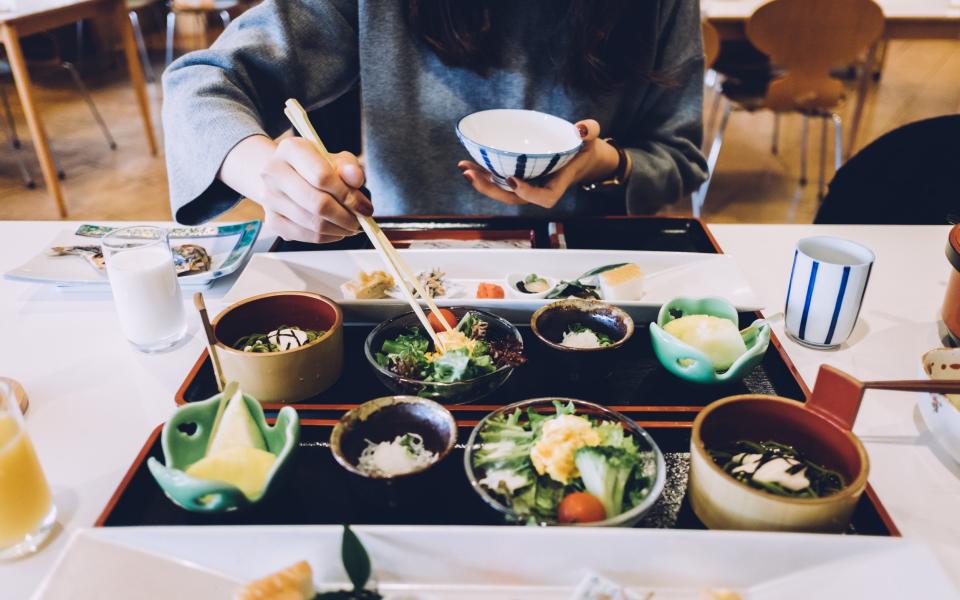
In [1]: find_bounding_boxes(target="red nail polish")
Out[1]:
[507,177,518,190]
[577,124,588,138]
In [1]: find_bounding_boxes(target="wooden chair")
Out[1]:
[166,0,240,67]
[0,34,118,187]
[128,0,164,83]
[693,0,884,216]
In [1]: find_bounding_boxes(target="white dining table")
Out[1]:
[0,221,956,598]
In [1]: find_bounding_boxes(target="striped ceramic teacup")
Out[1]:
[784,236,875,348]
[456,109,583,190]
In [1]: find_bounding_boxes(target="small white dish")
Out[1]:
[505,273,557,299]
[919,348,960,464]
[456,109,582,190]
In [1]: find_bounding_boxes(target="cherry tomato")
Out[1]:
[428,308,457,332]
[557,492,607,524]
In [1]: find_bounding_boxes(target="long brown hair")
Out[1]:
[404,0,653,92]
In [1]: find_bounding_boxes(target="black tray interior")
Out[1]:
[100,424,891,536]
[181,317,804,415]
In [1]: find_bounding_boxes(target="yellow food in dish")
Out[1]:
[530,415,601,484]
[598,263,644,301]
[235,560,315,600]
[186,446,277,500]
[663,314,747,371]
[341,270,395,299]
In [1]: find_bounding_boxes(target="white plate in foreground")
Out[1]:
[222,249,762,323]
[4,221,261,289]
[33,526,957,599]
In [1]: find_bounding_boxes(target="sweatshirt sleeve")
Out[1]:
[620,0,708,214]
[162,0,360,224]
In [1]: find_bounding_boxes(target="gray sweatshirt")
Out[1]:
[162,0,707,224]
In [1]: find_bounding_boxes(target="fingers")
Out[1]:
[458,161,526,205]
[332,151,373,216]
[575,119,601,142]
[274,138,372,218]
[506,173,570,209]
[264,209,346,244]
[262,157,360,234]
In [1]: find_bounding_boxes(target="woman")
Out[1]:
[163,0,707,243]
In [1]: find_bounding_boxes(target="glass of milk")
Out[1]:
[102,226,187,353]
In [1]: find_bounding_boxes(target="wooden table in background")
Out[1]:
[702,0,960,156]
[0,0,157,218]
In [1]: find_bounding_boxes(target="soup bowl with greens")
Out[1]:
[689,389,869,533]
[363,307,525,404]
[213,291,344,404]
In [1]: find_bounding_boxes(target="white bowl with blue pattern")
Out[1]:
[456,109,583,190]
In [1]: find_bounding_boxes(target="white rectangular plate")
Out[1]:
[4,221,261,289]
[222,249,763,323]
[34,526,957,599]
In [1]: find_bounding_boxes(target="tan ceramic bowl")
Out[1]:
[212,292,344,404]
[689,394,869,533]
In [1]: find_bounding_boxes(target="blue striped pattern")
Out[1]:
[850,262,873,328]
[797,260,819,341]
[479,148,501,179]
[784,249,798,312]
[514,154,527,179]
[541,153,561,177]
[823,266,851,345]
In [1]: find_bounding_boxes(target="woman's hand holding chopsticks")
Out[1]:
[218,133,373,244]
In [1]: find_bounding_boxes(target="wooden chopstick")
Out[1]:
[862,379,960,394]
[283,99,454,350]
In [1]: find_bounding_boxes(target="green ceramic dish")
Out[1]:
[649,296,770,385]
[146,392,299,513]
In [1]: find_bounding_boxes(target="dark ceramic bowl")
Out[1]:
[529,299,634,382]
[329,396,457,510]
[330,395,457,480]
[363,307,523,404]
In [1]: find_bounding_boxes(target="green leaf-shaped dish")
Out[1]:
[649,296,770,385]
[146,392,299,513]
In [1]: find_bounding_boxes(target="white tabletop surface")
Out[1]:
[703,0,960,20]
[0,221,957,597]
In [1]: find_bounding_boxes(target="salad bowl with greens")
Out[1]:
[363,308,525,404]
[464,398,665,527]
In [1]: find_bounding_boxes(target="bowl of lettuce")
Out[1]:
[464,398,666,526]
[364,307,525,404]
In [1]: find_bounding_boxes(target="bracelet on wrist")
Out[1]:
[581,138,630,192]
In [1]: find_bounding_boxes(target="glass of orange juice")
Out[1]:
[0,380,56,559]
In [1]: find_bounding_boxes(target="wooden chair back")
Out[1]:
[702,19,721,70]
[746,0,884,112]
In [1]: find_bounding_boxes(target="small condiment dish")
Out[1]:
[146,391,299,513]
[689,365,870,533]
[918,347,960,464]
[649,296,770,385]
[530,299,634,382]
[330,395,457,480]
[213,291,344,403]
[456,109,583,190]
[505,273,558,299]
